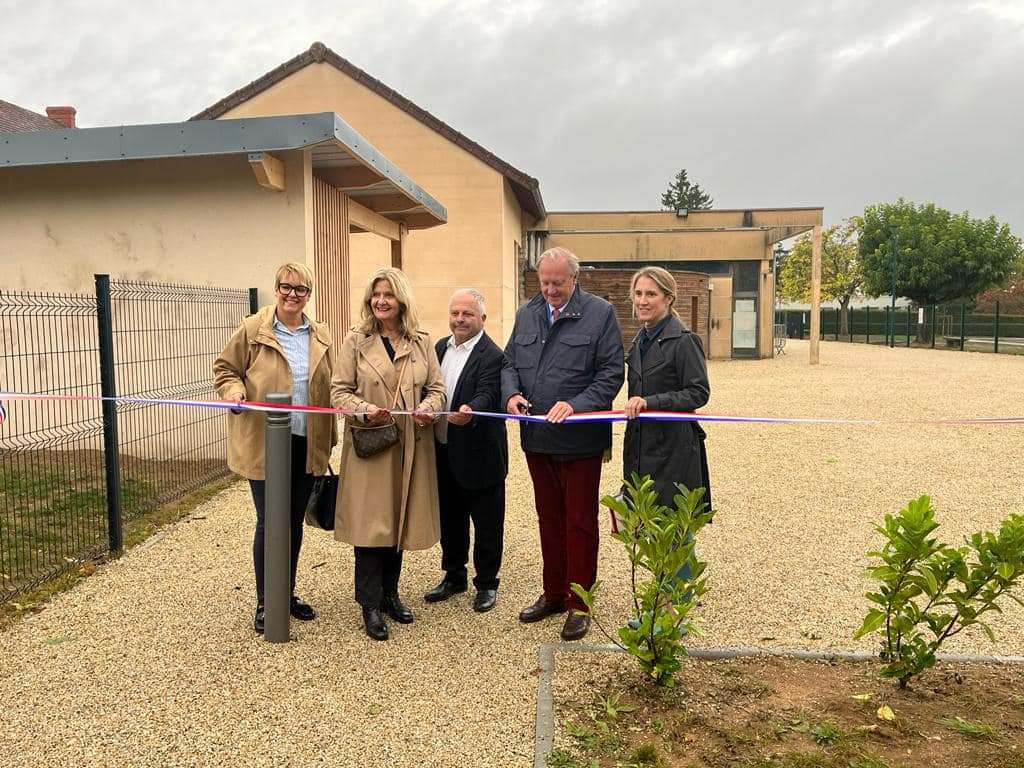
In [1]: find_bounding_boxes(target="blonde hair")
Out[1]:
[358,267,420,338]
[275,262,314,290]
[630,266,679,321]
[536,247,580,277]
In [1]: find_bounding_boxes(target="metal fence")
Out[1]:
[779,302,1024,354]
[1,276,255,603]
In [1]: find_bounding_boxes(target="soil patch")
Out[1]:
[551,651,1024,768]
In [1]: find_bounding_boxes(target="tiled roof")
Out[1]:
[0,100,64,133]
[190,42,545,218]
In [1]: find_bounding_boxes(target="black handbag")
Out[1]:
[348,349,409,459]
[304,466,339,530]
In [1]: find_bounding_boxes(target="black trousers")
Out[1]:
[435,442,505,590]
[249,434,314,605]
[354,547,404,608]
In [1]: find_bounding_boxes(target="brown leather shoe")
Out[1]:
[518,595,567,624]
[560,610,591,641]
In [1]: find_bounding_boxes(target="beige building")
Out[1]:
[0,112,445,341]
[3,44,824,360]
[531,209,823,358]
[191,42,544,344]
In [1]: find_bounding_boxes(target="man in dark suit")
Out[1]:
[425,288,508,612]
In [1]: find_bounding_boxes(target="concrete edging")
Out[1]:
[534,642,1024,768]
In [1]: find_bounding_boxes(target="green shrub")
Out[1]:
[855,495,1024,687]
[572,474,712,687]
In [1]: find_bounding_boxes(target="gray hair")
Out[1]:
[536,246,580,277]
[451,287,486,316]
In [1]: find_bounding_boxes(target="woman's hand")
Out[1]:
[365,405,391,425]
[412,406,436,427]
[229,394,245,415]
[624,396,647,420]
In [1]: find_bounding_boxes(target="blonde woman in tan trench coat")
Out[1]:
[213,262,337,635]
[332,267,446,641]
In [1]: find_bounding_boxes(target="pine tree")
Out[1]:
[660,169,713,211]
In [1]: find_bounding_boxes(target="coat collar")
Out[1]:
[627,315,685,373]
[253,305,333,364]
[531,285,585,326]
[357,331,415,394]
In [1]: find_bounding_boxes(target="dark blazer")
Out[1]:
[622,314,712,511]
[501,286,624,456]
[436,331,508,490]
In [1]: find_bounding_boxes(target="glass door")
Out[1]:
[731,295,758,358]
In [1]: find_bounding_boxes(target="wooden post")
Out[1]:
[391,223,406,269]
[809,224,822,364]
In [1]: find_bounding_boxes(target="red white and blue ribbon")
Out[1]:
[1,391,1023,427]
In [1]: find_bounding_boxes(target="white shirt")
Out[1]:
[435,330,484,444]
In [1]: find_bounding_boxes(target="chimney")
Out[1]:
[46,106,76,128]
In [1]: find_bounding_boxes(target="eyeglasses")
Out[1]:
[277,283,311,297]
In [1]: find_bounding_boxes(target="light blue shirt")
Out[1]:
[546,302,567,326]
[272,314,311,436]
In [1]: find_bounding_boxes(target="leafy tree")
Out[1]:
[778,217,863,336]
[660,168,713,211]
[860,200,1022,307]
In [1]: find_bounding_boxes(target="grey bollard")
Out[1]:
[264,392,292,643]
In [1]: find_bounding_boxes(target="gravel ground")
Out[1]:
[1,340,1022,767]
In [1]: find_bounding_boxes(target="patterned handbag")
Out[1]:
[349,348,409,459]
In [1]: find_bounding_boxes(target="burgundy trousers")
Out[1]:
[524,452,602,611]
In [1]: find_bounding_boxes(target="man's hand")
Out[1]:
[229,394,245,414]
[624,396,647,420]
[412,406,435,427]
[447,404,473,427]
[506,394,530,416]
[365,405,391,425]
[546,401,574,424]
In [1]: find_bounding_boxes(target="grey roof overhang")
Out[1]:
[0,112,446,228]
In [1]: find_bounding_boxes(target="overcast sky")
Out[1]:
[3,0,1022,234]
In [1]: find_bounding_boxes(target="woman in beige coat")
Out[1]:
[213,262,337,635]
[332,267,446,641]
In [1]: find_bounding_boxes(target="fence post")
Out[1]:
[865,306,870,344]
[959,303,966,351]
[849,307,854,343]
[249,287,259,315]
[835,308,839,341]
[994,301,1000,354]
[800,313,805,340]
[931,305,937,349]
[906,306,911,347]
[264,392,292,643]
[94,274,123,554]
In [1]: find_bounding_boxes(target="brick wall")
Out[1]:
[522,268,709,348]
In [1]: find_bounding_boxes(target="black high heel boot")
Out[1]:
[380,592,414,624]
[362,606,388,641]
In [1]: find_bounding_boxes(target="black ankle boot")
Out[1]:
[380,592,414,624]
[362,607,388,641]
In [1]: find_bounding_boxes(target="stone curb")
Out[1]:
[534,642,1024,768]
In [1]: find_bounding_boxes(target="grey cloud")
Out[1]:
[1,0,1020,232]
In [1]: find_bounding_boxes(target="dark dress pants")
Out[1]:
[435,442,505,590]
[354,547,404,608]
[524,452,602,611]
[249,434,314,605]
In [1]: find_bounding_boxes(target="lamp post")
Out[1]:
[889,227,898,348]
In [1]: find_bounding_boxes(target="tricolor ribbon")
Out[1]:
[0,391,1022,427]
